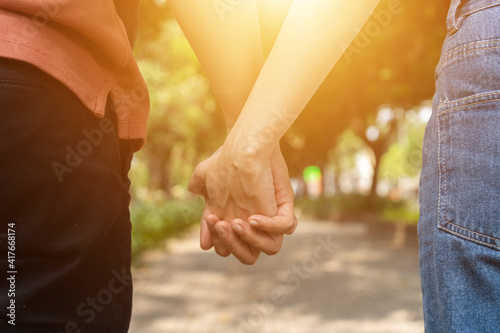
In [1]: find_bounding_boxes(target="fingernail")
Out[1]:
[232,224,243,235]
[249,220,258,227]
[215,226,226,237]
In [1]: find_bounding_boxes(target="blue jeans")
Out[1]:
[0,58,135,332]
[418,0,500,332]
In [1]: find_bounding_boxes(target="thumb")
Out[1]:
[188,159,209,197]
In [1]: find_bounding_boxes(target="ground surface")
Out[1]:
[130,219,424,333]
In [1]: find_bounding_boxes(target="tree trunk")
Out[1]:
[146,149,173,199]
[369,149,382,198]
[359,118,398,201]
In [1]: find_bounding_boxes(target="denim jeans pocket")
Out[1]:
[437,91,500,250]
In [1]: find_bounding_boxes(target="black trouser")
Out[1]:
[0,58,134,332]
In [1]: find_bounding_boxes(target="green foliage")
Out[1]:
[129,4,222,259]
[130,198,204,259]
[134,7,226,197]
[382,202,419,225]
[379,113,426,181]
[296,194,418,225]
[282,0,449,175]
[329,129,366,174]
[297,194,383,219]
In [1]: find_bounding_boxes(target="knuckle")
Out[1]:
[285,219,298,235]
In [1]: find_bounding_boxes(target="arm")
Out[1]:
[224,0,380,161]
[168,0,263,131]
[204,0,379,232]
[170,0,278,223]
[170,0,297,263]
[256,0,294,57]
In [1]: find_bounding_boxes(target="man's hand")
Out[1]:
[188,143,278,223]
[189,146,297,264]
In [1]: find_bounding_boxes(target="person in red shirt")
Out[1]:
[0,1,301,331]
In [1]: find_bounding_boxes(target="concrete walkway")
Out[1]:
[129,220,424,333]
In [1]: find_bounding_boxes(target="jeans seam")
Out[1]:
[437,104,445,238]
[437,91,500,114]
[436,40,500,74]
[444,221,500,242]
[443,114,448,236]
[447,0,462,35]
[438,224,500,251]
[440,45,500,71]
[456,0,500,28]
[447,0,500,34]
[441,97,500,114]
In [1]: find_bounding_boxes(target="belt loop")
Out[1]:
[447,0,462,35]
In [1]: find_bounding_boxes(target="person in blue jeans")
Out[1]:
[418,0,500,331]
[179,0,500,331]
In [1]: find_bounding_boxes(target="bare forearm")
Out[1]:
[226,0,380,159]
[168,0,264,130]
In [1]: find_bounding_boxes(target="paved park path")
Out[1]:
[129,219,424,333]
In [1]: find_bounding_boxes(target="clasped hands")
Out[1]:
[188,142,297,265]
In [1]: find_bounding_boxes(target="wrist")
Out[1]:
[221,128,278,172]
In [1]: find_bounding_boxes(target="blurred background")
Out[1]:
[128,0,451,332]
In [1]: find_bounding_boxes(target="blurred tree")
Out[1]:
[379,109,427,187]
[282,0,449,195]
[328,129,366,194]
[134,3,226,198]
